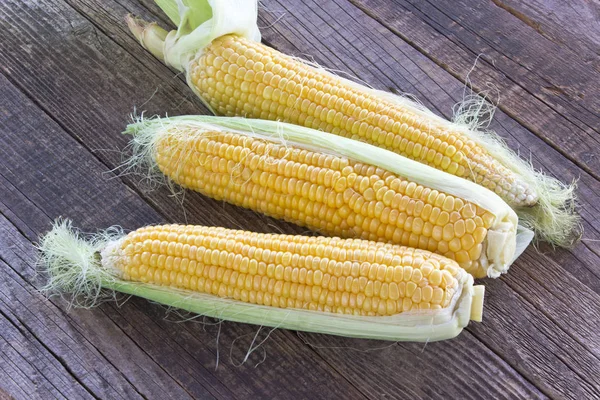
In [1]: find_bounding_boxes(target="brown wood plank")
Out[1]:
[411,0,600,119]
[106,300,366,400]
[504,251,600,357]
[0,216,195,400]
[471,273,600,399]
[0,388,15,400]
[291,331,546,399]
[0,58,367,400]
[347,0,600,179]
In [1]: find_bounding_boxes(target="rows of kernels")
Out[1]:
[189,35,536,206]
[116,225,464,315]
[154,129,493,275]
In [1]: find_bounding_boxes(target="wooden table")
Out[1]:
[1,0,598,398]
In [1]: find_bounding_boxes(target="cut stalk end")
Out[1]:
[470,285,485,322]
[38,220,482,342]
[127,1,260,72]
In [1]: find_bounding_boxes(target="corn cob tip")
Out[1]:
[120,115,177,189]
[516,177,582,248]
[450,93,581,246]
[38,220,483,342]
[37,219,123,308]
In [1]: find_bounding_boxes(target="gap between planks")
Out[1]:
[346,0,600,182]
[0,0,596,396]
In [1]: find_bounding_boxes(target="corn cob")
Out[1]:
[126,1,580,246]
[124,116,531,278]
[39,219,485,341]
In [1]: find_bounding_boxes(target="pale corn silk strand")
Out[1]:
[38,220,288,367]
[38,219,483,343]
[126,0,580,247]
[121,115,529,279]
[37,221,407,367]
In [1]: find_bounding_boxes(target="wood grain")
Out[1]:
[0,74,369,399]
[256,0,600,293]
[1,0,598,398]
[488,0,600,52]
[0,47,539,400]
[348,0,600,178]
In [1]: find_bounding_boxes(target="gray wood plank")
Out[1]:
[254,1,600,397]
[1,0,597,398]
[348,0,600,178]
[471,273,600,399]
[0,57,367,400]
[0,387,16,400]
[0,309,78,400]
[0,263,94,400]
[0,75,196,399]
[255,0,600,291]
[487,0,600,60]
[0,0,304,234]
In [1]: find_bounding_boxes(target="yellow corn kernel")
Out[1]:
[111,224,468,317]
[188,35,536,207]
[155,128,496,277]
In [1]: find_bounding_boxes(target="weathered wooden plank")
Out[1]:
[107,300,367,400]
[415,0,600,118]
[0,208,189,400]
[0,304,93,399]
[0,263,95,400]
[0,387,15,400]
[257,0,600,291]
[291,330,546,399]
[505,250,600,357]
[0,75,197,399]
[1,0,598,398]
[252,1,600,397]
[0,60,367,400]
[346,0,600,178]
[471,272,600,399]
[487,0,600,59]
